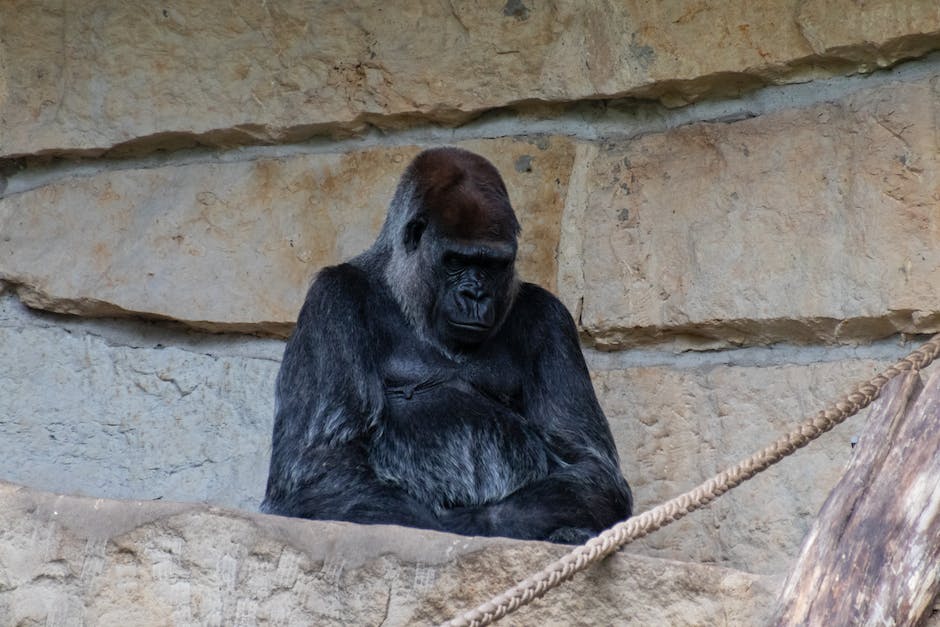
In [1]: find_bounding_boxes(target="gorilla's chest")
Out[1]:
[382,346,523,411]
[370,343,549,510]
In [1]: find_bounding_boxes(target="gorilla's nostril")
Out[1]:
[459,285,486,301]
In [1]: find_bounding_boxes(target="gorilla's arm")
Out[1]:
[440,287,633,543]
[261,265,441,530]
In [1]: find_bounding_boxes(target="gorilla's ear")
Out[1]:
[403,216,428,253]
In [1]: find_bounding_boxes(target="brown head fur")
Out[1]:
[408,147,520,242]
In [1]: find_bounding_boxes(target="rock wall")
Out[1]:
[3,2,940,624]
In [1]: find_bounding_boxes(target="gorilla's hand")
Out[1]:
[441,506,596,545]
[436,504,493,536]
[546,526,594,545]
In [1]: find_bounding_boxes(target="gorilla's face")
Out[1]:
[433,239,516,346]
[389,147,522,351]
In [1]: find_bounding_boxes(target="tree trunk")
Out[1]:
[771,369,940,625]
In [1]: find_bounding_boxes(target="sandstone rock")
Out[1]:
[593,351,896,575]
[568,78,940,349]
[0,480,778,626]
[797,0,940,61]
[0,138,572,333]
[3,1,939,158]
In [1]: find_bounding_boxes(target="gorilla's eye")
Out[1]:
[442,252,464,270]
[489,258,512,273]
[404,218,427,252]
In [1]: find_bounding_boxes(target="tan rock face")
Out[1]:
[0,481,779,626]
[0,138,572,333]
[9,65,940,343]
[3,1,939,158]
[797,0,940,57]
[571,79,940,349]
[595,354,889,574]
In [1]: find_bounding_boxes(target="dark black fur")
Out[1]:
[261,147,632,543]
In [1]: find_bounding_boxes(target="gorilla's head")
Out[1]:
[376,147,521,351]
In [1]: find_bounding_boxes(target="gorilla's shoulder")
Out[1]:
[299,262,387,318]
[311,262,373,296]
[511,282,576,329]
[514,282,569,311]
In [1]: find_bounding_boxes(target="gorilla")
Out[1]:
[261,147,632,544]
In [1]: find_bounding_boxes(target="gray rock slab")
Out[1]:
[0,291,279,510]
[600,355,896,575]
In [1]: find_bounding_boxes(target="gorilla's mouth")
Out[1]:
[447,319,493,342]
[449,320,492,332]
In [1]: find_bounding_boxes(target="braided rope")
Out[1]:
[443,333,940,627]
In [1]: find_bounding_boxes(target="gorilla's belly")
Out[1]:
[370,382,550,511]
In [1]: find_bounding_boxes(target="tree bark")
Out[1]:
[771,369,940,625]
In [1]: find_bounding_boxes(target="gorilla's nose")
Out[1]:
[459,284,488,301]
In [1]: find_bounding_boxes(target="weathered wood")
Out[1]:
[771,370,940,625]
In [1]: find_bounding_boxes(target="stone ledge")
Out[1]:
[0,481,779,626]
[3,1,939,159]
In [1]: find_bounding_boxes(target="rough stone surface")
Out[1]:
[0,481,780,626]
[569,78,940,349]
[3,1,940,159]
[9,73,940,345]
[0,291,280,510]
[0,138,572,333]
[593,353,896,575]
[3,2,940,620]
